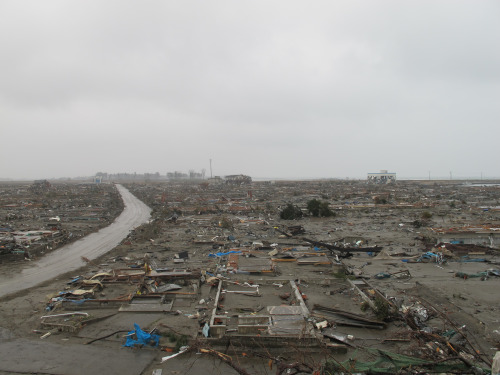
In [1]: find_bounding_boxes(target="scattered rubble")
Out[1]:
[0,181,123,262]
[0,179,500,374]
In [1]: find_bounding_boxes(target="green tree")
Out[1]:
[280,204,303,220]
[307,199,335,217]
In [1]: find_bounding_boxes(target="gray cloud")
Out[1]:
[1,0,499,180]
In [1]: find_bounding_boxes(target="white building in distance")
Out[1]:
[367,170,396,184]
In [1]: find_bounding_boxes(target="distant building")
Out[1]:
[95,172,108,181]
[225,174,252,185]
[367,170,396,184]
[208,176,224,185]
[167,171,188,179]
[189,170,203,179]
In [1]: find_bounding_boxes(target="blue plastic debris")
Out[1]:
[202,323,210,337]
[67,276,82,284]
[208,250,241,257]
[123,323,160,348]
[417,252,444,263]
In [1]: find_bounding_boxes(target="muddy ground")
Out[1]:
[0,179,499,375]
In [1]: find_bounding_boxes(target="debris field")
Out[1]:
[0,180,123,263]
[0,178,499,375]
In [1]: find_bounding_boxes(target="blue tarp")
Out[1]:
[123,323,160,348]
[208,250,241,257]
[418,252,442,262]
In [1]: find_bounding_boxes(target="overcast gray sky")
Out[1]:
[1,1,499,180]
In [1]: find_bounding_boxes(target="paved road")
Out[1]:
[0,184,151,298]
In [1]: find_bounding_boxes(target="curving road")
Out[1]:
[0,184,151,298]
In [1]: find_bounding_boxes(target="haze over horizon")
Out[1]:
[1,1,499,181]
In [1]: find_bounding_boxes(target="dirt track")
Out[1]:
[0,184,151,298]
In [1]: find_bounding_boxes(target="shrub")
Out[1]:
[412,220,424,228]
[307,199,335,217]
[219,216,233,229]
[374,297,390,320]
[280,204,303,220]
[421,211,433,219]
